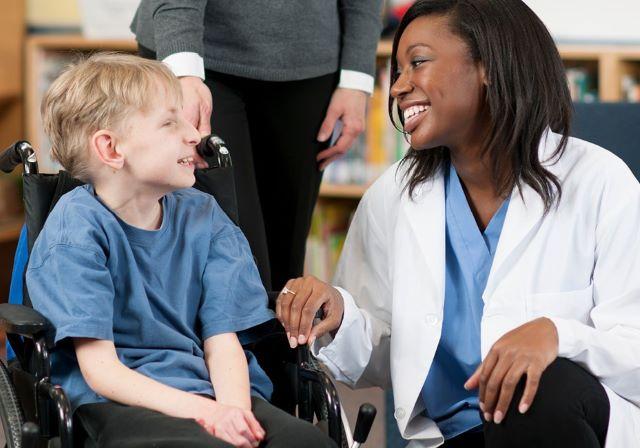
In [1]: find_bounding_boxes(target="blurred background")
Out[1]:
[0,1,639,446]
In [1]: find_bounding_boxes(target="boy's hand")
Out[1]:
[194,398,265,448]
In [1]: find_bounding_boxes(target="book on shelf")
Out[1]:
[565,67,598,103]
[622,74,640,102]
[304,202,354,281]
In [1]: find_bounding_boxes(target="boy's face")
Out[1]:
[116,87,203,195]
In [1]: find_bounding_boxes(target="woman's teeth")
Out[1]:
[178,156,194,165]
[404,105,429,121]
[403,104,430,124]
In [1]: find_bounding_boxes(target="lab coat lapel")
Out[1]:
[485,131,557,298]
[401,171,446,308]
[394,170,446,438]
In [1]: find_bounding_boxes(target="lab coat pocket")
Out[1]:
[526,285,594,323]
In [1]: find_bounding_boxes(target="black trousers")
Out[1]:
[441,358,610,448]
[75,396,337,448]
[204,70,337,291]
[138,45,337,292]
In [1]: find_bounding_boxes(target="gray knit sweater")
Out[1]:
[131,0,383,81]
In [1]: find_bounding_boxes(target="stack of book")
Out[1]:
[566,67,598,102]
[622,74,640,102]
[304,202,354,281]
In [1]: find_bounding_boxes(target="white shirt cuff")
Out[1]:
[162,52,205,80]
[338,70,375,95]
[548,316,579,358]
[309,286,367,385]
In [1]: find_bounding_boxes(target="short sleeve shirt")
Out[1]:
[27,185,275,409]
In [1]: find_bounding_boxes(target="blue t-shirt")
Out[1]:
[26,185,275,409]
[421,163,510,439]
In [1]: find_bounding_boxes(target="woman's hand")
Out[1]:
[316,88,368,170]
[193,397,264,448]
[276,275,345,349]
[464,317,559,424]
[179,76,213,137]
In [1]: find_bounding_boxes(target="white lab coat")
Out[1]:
[313,131,640,447]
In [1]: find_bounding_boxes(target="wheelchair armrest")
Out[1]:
[0,303,53,340]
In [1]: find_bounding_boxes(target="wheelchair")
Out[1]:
[0,137,376,448]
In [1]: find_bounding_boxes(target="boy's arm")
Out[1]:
[203,333,252,410]
[74,338,214,420]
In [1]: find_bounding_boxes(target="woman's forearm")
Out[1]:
[204,333,252,410]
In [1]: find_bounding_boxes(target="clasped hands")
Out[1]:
[277,276,559,425]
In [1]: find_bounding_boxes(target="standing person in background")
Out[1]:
[131,1,383,293]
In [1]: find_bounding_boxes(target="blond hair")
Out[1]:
[41,52,182,181]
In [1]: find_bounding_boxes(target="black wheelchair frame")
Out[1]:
[0,137,370,448]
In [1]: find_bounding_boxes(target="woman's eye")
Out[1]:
[411,58,429,68]
[163,120,176,127]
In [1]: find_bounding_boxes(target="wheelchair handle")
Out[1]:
[196,134,232,169]
[352,403,377,448]
[0,141,38,174]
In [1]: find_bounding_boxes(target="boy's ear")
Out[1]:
[90,130,124,170]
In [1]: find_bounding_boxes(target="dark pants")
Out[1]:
[75,396,337,448]
[203,70,337,291]
[442,358,610,448]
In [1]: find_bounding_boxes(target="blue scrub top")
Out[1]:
[421,162,510,439]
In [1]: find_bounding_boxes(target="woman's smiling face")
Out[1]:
[391,14,488,153]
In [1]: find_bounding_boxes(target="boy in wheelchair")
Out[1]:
[25,52,336,448]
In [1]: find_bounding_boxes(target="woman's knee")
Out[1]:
[484,358,609,447]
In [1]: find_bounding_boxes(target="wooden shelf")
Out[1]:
[319,183,369,199]
[0,86,20,108]
[558,44,640,60]
[377,41,640,61]
[0,216,23,244]
[26,34,137,52]
[377,40,392,58]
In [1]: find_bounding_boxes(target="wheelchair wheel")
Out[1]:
[0,359,24,448]
[308,357,349,448]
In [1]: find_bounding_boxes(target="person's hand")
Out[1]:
[276,275,345,349]
[464,317,559,425]
[316,88,368,170]
[179,76,213,137]
[192,398,265,448]
[178,76,212,169]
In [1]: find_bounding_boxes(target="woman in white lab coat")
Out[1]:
[277,0,640,447]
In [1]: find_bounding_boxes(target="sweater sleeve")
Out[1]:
[338,0,384,77]
[144,0,208,61]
